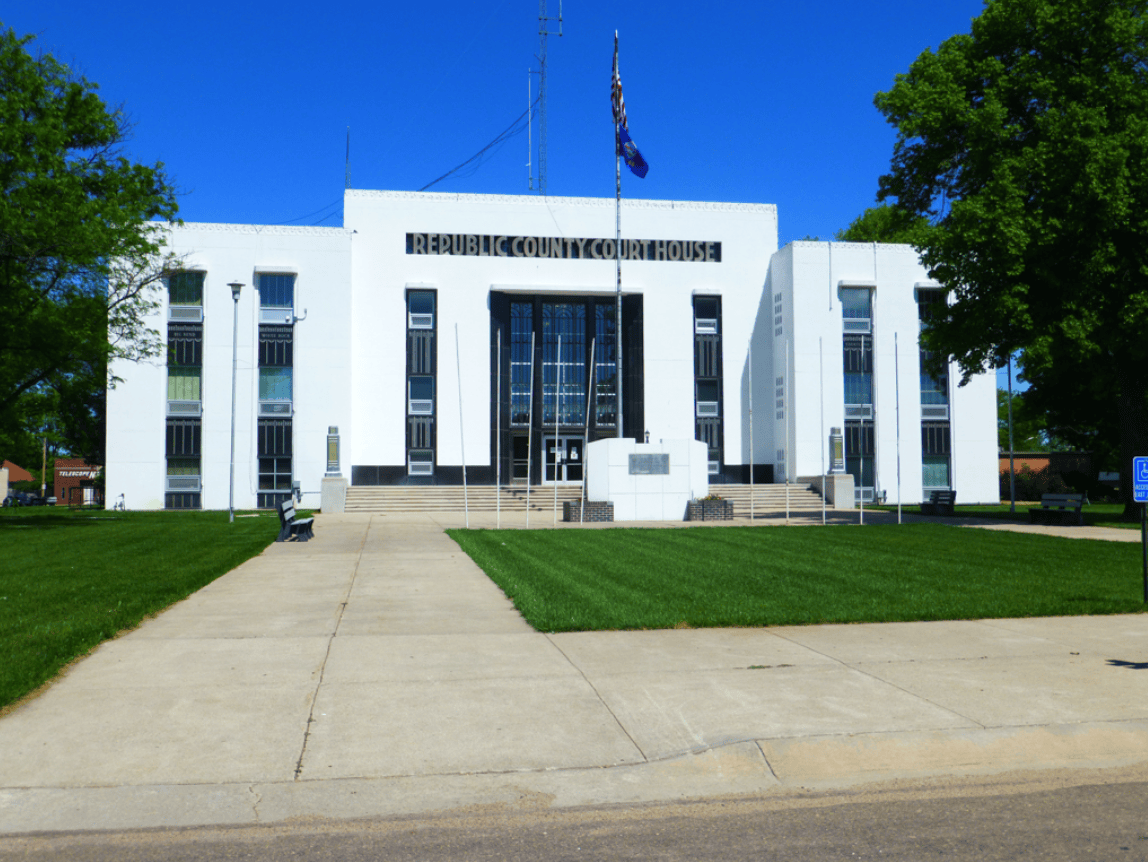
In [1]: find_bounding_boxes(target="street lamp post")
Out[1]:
[228,281,244,523]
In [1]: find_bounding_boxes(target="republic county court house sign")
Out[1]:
[406,232,722,262]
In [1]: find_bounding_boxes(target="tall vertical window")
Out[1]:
[258,367,293,401]
[408,291,434,328]
[168,272,204,306]
[593,303,617,427]
[918,290,951,491]
[841,287,872,332]
[541,303,586,426]
[693,296,722,475]
[259,274,294,308]
[257,419,292,510]
[166,276,204,507]
[842,287,875,501]
[843,334,874,418]
[510,303,533,426]
[165,419,201,509]
[406,289,437,475]
[258,325,294,410]
[257,318,294,506]
[918,291,950,413]
[167,322,203,415]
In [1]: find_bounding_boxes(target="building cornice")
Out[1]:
[345,189,777,216]
[166,222,353,237]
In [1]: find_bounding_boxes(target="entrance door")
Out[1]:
[544,436,584,483]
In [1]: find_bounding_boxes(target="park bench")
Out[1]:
[1029,493,1086,526]
[920,489,956,516]
[276,499,315,542]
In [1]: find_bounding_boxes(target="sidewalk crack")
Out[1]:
[293,515,369,781]
[248,784,263,821]
[770,631,988,729]
[544,634,649,762]
[755,740,780,781]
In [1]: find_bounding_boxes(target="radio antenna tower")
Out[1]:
[529,0,562,195]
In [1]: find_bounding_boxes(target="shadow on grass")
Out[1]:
[0,514,125,530]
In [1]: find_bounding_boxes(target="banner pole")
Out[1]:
[456,324,468,529]
[582,338,595,523]
[496,332,501,529]
[554,334,561,526]
[526,331,535,528]
[615,139,623,439]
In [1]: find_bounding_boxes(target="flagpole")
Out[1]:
[613,31,624,440]
[615,127,623,439]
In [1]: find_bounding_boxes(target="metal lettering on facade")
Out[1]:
[407,233,721,263]
[629,454,670,475]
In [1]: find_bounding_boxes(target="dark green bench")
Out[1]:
[277,500,315,542]
[920,490,956,516]
[1029,493,1085,526]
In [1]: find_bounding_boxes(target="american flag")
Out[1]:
[611,31,627,131]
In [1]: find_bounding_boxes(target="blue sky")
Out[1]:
[8,0,988,238]
[7,0,1015,391]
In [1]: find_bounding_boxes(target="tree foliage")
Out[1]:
[0,26,178,461]
[874,0,1148,512]
[835,205,929,244]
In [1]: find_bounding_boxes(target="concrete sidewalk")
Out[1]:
[2,512,1147,834]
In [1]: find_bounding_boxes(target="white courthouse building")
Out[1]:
[105,189,999,511]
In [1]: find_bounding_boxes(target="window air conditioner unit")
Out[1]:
[259,401,293,416]
[696,402,720,418]
[165,475,201,492]
[708,460,720,475]
[167,400,202,416]
[260,307,293,324]
[408,461,434,476]
[843,318,871,333]
[409,313,434,329]
[694,318,718,335]
[409,399,434,416]
[845,404,873,419]
[168,306,203,322]
[921,405,950,420]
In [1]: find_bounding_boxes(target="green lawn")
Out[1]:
[447,523,1146,633]
[877,502,1138,529]
[0,508,278,710]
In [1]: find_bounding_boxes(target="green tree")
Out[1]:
[834,204,929,244]
[873,0,1148,516]
[0,26,178,461]
[997,387,1078,452]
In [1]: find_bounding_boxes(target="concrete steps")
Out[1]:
[345,485,584,513]
[710,483,826,513]
[344,483,825,515]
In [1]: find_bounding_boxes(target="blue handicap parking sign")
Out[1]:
[1135,457,1148,503]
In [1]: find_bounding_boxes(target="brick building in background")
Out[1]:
[54,458,102,506]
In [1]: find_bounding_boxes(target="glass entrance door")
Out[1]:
[544,436,584,483]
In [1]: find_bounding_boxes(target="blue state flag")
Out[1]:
[618,124,649,179]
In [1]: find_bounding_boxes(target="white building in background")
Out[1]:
[105,189,999,511]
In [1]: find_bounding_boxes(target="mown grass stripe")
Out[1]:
[447,523,1145,632]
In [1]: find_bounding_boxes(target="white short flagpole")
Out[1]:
[456,324,468,529]
[785,341,790,526]
[895,331,902,525]
[554,334,561,526]
[496,332,502,529]
[749,338,755,522]
[526,331,536,529]
[582,338,595,524]
[820,336,826,525]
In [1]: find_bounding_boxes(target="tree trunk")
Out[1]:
[1116,364,1148,521]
